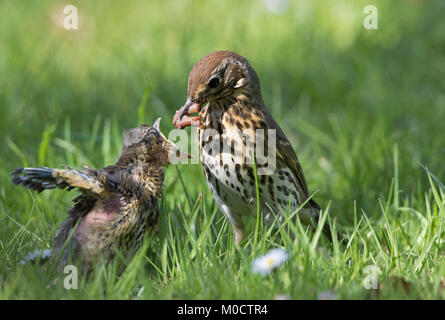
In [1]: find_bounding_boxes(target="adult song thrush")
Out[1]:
[174,51,332,243]
[11,119,187,269]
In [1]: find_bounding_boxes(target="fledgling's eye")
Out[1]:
[145,139,152,150]
[145,130,162,150]
[208,77,220,89]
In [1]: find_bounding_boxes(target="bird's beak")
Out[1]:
[173,97,201,129]
[165,139,192,160]
[154,119,192,161]
[179,98,201,121]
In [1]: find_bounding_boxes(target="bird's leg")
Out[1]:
[230,219,244,244]
[234,227,244,244]
[226,213,244,244]
[173,103,201,129]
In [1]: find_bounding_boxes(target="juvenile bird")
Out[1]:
[173,51,333,243]
[11,119,187,269]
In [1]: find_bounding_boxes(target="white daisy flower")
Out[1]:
[317,290,337,300]
[263,0,289,15]
[252,248,289,276]
[20,249,52,265]
[137,286,145,297]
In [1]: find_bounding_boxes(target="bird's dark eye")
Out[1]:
[208,77,220,89]
[145,139,152,150]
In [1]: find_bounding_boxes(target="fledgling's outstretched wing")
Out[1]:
[10,166,118,195]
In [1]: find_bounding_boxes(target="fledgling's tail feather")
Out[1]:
[11,167,69,193]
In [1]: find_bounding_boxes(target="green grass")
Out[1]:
[0,0,444,299]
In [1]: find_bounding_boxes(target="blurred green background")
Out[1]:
[0,0,444,299]
[1,0,444,216]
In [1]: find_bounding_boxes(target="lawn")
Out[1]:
[0,0,444,299]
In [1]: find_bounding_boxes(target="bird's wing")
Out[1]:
[260,109,334,240]
[53,168,112,194]
[262,109,310,197]
[11,166,120,195]
[263,110,323,219]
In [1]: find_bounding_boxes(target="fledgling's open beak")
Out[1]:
[165,139,192,160]
[152,117,192,160]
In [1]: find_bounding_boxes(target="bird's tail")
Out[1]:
[11,167,69,193]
